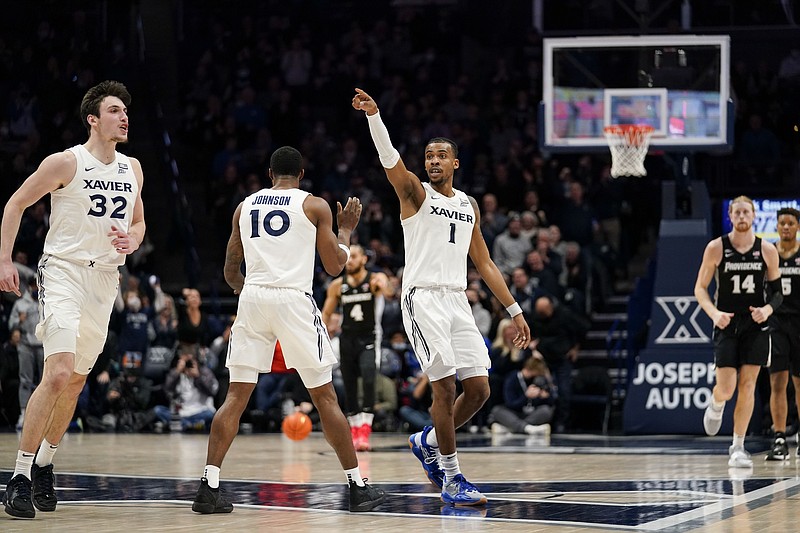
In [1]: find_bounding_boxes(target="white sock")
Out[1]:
[348,414,360,428]
[712,399,725,411]
[203,465,221,489]
[440,452,460,483]
[345,466,365,486]
[13,450,35,480]
[35,438,59,467]
[362,412,374,427]
[732,434,745,449]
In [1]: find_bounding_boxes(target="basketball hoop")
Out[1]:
[603,125,654,178]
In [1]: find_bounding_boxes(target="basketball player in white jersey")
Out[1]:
[192,146,385,514]
[353,89,530,506]
[0,80,145,519]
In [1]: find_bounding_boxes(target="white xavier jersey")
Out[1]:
[401,182,475,290]
[239,188,317,293]
[45,145,138,270]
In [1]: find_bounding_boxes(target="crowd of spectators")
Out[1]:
[0,2,799,434]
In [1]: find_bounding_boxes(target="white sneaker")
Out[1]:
[491,423,510,435]
[703,403,724,436]
[728,445,753,468]
[524,423,551,436]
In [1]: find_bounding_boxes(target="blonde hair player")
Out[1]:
[695,196,782,468]
[353,88,530,506]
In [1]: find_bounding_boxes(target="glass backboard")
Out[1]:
[541,35,732,152]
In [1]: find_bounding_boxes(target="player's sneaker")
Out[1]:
[356,423,372,452]
[491,423,510,435]
[192,477,233,514]
[31,463,57,511]
[350,423,361,449]
[409,426,444,488]
[3,474,35,518]
[728,445,753,468]
[766,437,790,461]
[441,474,488,506]
[703,403,724,436]
[348,479,385,512]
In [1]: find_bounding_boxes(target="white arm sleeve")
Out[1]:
[366,111,401,169]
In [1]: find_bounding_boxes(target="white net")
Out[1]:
[603,125,654,178]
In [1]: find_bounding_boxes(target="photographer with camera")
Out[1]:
[154,348,218,432]
[489,355,555,436]
[106,364,156,433]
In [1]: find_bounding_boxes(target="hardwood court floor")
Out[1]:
[2,431,800,532]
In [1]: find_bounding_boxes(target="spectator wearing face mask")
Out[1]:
[116,289,154,371]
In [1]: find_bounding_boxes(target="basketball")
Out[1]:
[282,412,312,441]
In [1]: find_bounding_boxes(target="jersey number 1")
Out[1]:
[449,223,456,244]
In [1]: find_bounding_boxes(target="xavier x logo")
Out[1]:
[654,296,709,344]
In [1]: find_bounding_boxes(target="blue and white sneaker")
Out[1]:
[408,426,445,488]
[441,474,487,506]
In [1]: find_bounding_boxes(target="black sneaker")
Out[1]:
[192,477,233,514]
[31,463,57,511]
[766,437,790,461]
[348,479,386,512]
[3,474,35,518]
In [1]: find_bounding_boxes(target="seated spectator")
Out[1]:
[466,286,492,338]
[479,193,508,251]
[490,355,555,435]
[399,371,432,432]
[534,226,564,278]
[523,251,562,300]
[177,288,211,355]
[488,317,529,414]
[107,363,157,433]
[530,295,590,432]
[154,348,219,432]
[492,214,533,277]
[150,294,178,350]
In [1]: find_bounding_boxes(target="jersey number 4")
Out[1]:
[731,274,756,294]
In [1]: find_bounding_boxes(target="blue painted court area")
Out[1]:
[1,471,796,531]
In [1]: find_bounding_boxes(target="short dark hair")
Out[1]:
[79,80,131,133]
[426,137,458,158]
[270,146,303,178]
[777,207,800,221]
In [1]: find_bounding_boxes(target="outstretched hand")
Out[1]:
[337,197,362,232]
[352,88,378,116]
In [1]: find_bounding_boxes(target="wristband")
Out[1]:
[506,302,523,317]
[338,243,351,263]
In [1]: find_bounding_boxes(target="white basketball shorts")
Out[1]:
[227,285,337,389]
[401,287,490,382]
[35,254,119,375]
